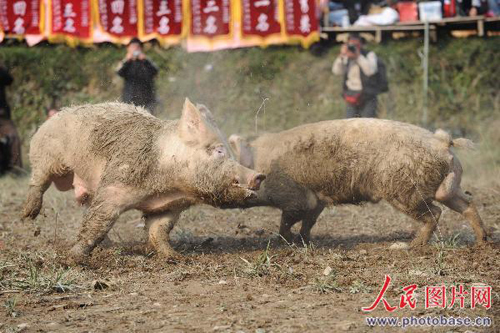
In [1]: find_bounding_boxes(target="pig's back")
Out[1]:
[253,119,441,169]
[30,103,170,184]
[252,118,451,203]
[33,102,161,154]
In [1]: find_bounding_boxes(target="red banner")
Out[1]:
[190,0,231,37]
[0,0,42,36]
[241,0,281,37]
[284,0,317,37]
[0,0,320,50]
[97,0,138,38]
[49,0,92,40]
[142,0,182,39]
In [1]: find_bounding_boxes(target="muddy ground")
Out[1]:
[0,176,498,332]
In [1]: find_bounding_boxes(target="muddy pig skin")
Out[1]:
[228,118,487,247]
[22,100,265,264]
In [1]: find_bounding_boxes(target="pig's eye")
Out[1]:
[212,146,226,158]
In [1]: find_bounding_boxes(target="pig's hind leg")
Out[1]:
[144,211,181,260]
[435,162,487,245]
[409,202,442,247]
[438,190,487,245]
[23,158,73,219]
[388,199,442,247]
[23,182,50,219]
[22,166,56,219]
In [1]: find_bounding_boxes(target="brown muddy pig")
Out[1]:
[228,118,488,247]
[22,100,265,264]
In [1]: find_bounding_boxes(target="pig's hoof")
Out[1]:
[474,240,490,249]
[278,232,293,245]
[63,254,88,267]
[389,242,410,250]
[66,246,89,266]
[293,235,311,246]
[409,238,429,249]
[21,204,41,220]
[133,243,155,257]
[22,191,43,219]
[157,250,183,264]
[475,232,489,246]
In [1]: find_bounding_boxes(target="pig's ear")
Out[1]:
[228,134,254,168]
[228,134,241,158]
[179,98,210,144]
[196,104,215,121]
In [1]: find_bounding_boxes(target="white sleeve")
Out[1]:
[116,60,126,73]
[332,56,348,75]
[356,52,378,77]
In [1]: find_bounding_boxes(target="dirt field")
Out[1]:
[0,175,498,332]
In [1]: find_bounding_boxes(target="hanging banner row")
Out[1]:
[0,0,319,51]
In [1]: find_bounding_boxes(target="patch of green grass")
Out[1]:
[277,232,318,260]
[1,254,79,294]
[3,296,18,317]
[239,240,300,281]
[349,280,371,294]
[240,241,278,277]
[312,274,341,294]
[431,232,466,275]
[440,233,463,249]
[310,265,341,294]
[433,244,447,277]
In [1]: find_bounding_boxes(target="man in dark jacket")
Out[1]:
[117,38,158,113]
[0,65,22,174]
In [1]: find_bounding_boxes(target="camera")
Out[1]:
[132,50,141,59]
[347,44,358,53]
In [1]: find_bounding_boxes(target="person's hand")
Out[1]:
[346,50,358,59]
[340,44,348,56]
[125,52,133,61]
[138,52,146,60]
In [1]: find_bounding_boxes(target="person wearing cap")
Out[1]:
[117,38,159,113]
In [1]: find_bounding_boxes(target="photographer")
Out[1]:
[117,38,158,114]
[332,34,380,118]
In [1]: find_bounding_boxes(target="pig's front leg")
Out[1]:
[145,211,181,260]
[279,211,301,243]
[67,186,132,265]
[297,203,325,245]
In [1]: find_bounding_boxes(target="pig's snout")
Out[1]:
[232,173,265,191]
[248,173,266,191]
